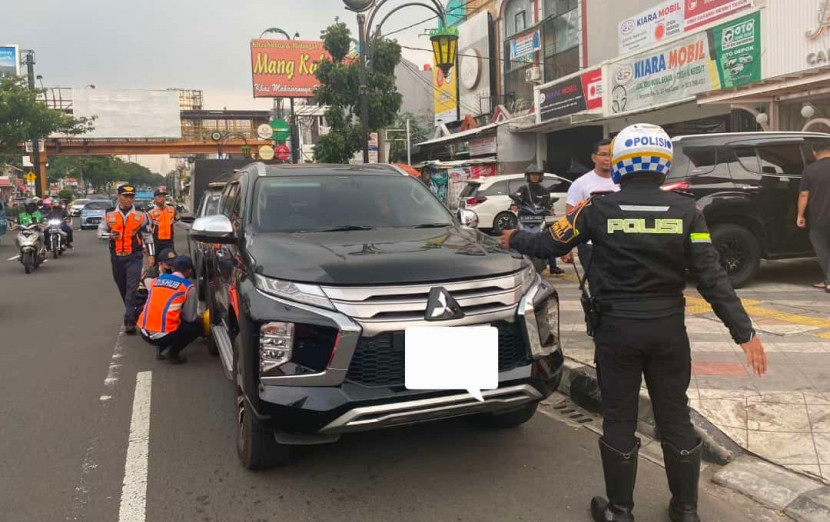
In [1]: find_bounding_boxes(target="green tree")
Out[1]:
[0,76,94,155]
[388,112,428,163]
[314,23,403,163]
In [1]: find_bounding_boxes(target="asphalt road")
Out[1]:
[0,225,775,522]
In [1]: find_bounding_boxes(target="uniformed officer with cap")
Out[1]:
[99,184,156,335]
[147,187,179,264]
[501,123,767,522]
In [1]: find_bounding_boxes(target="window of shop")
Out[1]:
[505,0,533,38]
[542,2,580,83]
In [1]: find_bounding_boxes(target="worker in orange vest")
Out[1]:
[98,184,156,334]
[137,255,202,364]
[148,188,179,264]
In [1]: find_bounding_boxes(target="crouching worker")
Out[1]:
[137,255,202,365]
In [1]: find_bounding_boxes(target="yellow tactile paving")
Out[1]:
[685,296,830,330]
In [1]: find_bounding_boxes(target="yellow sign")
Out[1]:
[24,172,36,183]
[433,63,458,125]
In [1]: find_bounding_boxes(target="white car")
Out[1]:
[69,199,90,217]
[458,173,572,234]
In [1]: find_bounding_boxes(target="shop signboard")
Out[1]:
[250,39,330,98]
[685,0,753,32]
[538,68,603,122]
[434,63,459,125]
[609,31,720,116]
[711,11,761,88]
[509,29,542,64]
[469,136,497,157]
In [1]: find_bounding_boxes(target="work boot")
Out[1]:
[124,323,137,335]
[591,438,640,522]
[662,439,702,522]
[168,352,187,365]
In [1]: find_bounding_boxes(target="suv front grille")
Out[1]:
[345,321,530,388]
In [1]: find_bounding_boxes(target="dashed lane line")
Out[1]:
[118,371,152,522]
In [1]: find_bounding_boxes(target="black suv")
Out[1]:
[191,163,563,469]
[665,132,830,287]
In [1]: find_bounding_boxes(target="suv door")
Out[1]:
[728,138,811,256]
[206,180,241,330]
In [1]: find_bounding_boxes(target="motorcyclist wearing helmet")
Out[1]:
[501,124,767,522]
[510,164,563,275]
[18,199,43,227]
[45,199,74,248]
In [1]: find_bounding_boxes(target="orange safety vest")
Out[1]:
[106,209,147,255]
[149,205,176,241]
[138,274,193,335]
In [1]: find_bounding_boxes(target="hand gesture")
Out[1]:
[561,252,574,264]
[500,229,517,250]
[740,336,767,376]
[796,216,807,229]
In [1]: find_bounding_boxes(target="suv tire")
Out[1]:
[492,211,518,235]
[711,224,760,289]
[476,402,538,428]
[235,336,290,469]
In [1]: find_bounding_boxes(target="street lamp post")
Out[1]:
[342,0,458,163]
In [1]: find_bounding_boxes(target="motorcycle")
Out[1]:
[12,221,47,274]
[507,193,555,273]
[46,218,68,259]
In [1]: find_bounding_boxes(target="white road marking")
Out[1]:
[118,371,152,522]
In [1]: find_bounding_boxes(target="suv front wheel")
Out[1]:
[711,224,761,289]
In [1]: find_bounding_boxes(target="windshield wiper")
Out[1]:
[411,222,451,229]
[316,225,376,232]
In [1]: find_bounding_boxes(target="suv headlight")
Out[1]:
[537,297,559,348]
[254,274,335,310]
[260,322,294,374]
[520,263,539,294]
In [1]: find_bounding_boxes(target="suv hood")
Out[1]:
[247,227,526,285]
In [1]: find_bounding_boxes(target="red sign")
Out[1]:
[250,39,331,98]
[275,145,291,161]
[684,0,752,31]
[581,69,603,110]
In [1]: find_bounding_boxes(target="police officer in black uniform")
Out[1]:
[501,124,767,522]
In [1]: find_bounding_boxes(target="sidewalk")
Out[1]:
[549,257,830,484]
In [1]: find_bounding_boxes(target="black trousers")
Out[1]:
[111,253,144,325]
[61,223,73,243]
[141,320,202,356]
[809,227,830,285]
[594,312,697,453]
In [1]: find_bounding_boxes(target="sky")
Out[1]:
[5,0,437,172]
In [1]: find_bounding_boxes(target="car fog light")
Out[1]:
[260,322,294,374]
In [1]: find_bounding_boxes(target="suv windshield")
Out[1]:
[253,174,452,232]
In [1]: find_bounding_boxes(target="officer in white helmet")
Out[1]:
[501,123,767,522]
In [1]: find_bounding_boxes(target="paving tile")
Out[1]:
[787,463,824,478]
[808,405,830,432]
[747,431,818,465]
[692,361,747,376]
[815,434,830,464]
[713,456,821,511]
[769,342,830,353]
[690,398,747,431]
[690,341,738,352]
[746,392,807,404]
[747,403,811,432]
[698,388,761,400]
[805,392,830,405]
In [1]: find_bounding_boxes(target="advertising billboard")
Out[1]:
[711,11,760,88]
[0,45,20,77]
[618,0,752,55]
[434,64,458,126]
[71,89,182,139]
[458,11,495,118]
[250,39,331,98]
[538,68,603,122]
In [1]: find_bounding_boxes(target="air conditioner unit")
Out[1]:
[525,66,542,83]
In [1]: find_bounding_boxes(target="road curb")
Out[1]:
[559,357,741,465]
[560,356,830,519]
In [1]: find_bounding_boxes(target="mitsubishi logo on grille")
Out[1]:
[425,287,465,321]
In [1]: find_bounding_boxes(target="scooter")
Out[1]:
[46,218,68,259]
[507,193,555,273]
[12,221,47,274]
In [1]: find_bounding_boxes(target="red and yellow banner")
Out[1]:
[250,39,331,98]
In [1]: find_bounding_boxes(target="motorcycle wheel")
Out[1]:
[23,252,33,274]
[52,239,59,259]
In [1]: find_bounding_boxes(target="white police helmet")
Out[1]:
[610,123,674,184]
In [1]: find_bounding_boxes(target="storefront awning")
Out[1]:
[415,121,505,148]
[697,65,830,105]
[509,112,605,134]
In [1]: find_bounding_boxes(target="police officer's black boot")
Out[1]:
[662,439,702,522]
[591,438,640,522]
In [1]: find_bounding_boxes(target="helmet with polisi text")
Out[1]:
[610,123,673,184]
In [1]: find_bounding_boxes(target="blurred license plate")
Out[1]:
[519,216,543,223]
[88,218,100,224]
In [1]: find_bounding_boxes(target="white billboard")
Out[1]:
[72,89,182,139]
[458,11,494,117]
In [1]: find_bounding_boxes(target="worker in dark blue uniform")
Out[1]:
[99,185,156,334]
[501,123,767,522]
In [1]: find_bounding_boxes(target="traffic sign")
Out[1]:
[275,145,291,161]
[258,145,275,161]
[257,123,273,140]
[24,172,36,183]
[270,119,291,141]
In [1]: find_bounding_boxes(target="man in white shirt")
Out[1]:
[562,139,619,271]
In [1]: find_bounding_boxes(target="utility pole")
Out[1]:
[23,50,43,198]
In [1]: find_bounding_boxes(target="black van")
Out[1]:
[665,131,830,287]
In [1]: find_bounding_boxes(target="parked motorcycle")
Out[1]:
[46,218,68,259]
[507,193,555,273]
[13,222,47,274]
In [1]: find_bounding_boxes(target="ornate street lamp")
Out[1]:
[429,26,458,77]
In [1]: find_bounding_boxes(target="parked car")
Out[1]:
[191,163,563,469]
[664,131,830,287]
[458,173,571,234]
[79,200,112,230]
[69,199,90,217]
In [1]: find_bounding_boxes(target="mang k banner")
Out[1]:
[250,39,330,98]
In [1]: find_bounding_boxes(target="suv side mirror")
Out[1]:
[457,209,479,229]
[191,215,236,244]
[179,213,196,225]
